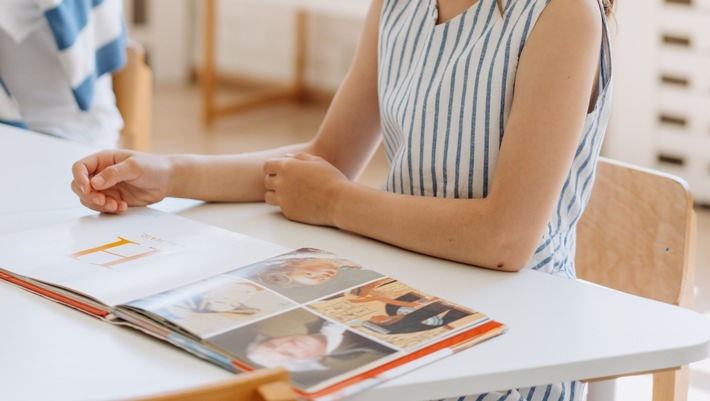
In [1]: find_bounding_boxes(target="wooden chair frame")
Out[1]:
[113,39,153,152]
[130,367,296,401]
[200,0,307,126]
[576,157,697,401]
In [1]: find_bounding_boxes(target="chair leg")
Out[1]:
[201,0,217,126]
[653,365,688,401]
[586,379,616,401]
[292,9,307,102]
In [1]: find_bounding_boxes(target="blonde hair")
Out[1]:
[602,0,614,16]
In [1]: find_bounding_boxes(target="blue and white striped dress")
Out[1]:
[377,0,612,399]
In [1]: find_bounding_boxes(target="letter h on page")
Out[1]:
[69,236,162,268]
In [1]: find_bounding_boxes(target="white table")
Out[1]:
[1,126,709,401]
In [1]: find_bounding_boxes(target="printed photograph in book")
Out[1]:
[126,275,297,337]
[308,278,486,350]
[227,248,384,303]
[123,248,388,339]
[209,307,398,389]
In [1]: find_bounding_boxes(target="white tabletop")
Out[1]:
[1,126,709,401]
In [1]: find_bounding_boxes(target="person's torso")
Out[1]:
[0,0,124,148]
[377,0,613,277]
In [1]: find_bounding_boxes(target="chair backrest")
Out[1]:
[576,157,696,401]
[131,367,297,401]
[113,40,152,152]
[576,157,696,307]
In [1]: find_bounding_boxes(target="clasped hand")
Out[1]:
[71,150,351,228]
[263,152,350,227]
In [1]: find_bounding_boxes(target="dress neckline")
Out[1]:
[432,0,483,27]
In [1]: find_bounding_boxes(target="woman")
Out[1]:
[72,0,613,399]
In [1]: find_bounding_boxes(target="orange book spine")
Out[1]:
[0,272,109,317]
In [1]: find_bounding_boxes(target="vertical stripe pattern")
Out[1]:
[378,1,613,399]
[0,76,26,127]
[378,0,613,280]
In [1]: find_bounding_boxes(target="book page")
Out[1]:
[122,248,498,394]
[124,248,385,338]
[0,208,288,306]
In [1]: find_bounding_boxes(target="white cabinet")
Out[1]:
[606,0,710,204]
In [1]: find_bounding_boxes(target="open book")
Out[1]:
[0,208,505,400]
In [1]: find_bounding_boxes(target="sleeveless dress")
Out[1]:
[377,0,613,399]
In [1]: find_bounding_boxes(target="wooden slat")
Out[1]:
[131,368,296,401]
[201,0,217,126]
[199,2,308,126]
[113,40,153,152]
[576,158,695,306]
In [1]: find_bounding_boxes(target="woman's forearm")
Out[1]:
[167,143,312,202]
[330,183,540,271]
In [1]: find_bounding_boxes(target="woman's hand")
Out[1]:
[263,153,351,226]
[71,150,173,213]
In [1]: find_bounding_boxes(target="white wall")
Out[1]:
[123,0,195,84]
[604,0,658,166]
[123,0,367,91]
[203,1,366,91]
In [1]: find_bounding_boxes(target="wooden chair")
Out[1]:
[200,0,307,126]
[130,367,297,401]
[576,157,697,401]
[113,40,153,152]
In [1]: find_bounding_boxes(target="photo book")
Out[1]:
[0,208,506,400]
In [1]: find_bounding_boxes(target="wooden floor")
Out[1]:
[153,83,710,401]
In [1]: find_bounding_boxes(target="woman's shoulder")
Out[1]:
[540,0,604,20]
[530,0,603,38]
[506,0,603,18]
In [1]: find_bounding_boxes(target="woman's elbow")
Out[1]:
[475,226,539,272]
[482,250,531,272]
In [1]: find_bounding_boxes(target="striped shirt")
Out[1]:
[378,0,613,281]
[0,0,125,145]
